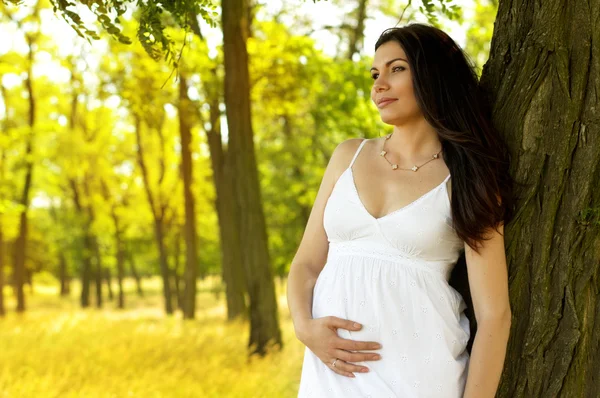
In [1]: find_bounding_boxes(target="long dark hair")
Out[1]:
[375,23,517,352]
[375,24,515,250]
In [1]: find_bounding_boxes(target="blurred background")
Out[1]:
[0,0,497,396]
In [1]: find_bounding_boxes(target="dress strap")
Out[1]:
[443,173,451,184]
[349,139,368,168]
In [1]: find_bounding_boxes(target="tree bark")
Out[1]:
[70,179,93,308]
[201,67,247,321]
[346,0,368,60]
[222,0,282,355]
[82,177,103,308]
[481,1,600,396]
[104,267,114,301]
[178,76,199,319]
[59,253,70,296]
[13,32,37,313]
[134,117,174,314]
[101,180,125,308]
[0,84,7,316]
[127,249,144,298]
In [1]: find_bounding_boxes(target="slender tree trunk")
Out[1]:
[127,249,144,298]
[222,0,282,355]
[69,180,93,307]
[178,76,199,319]
[202,68,247,320]
[481,1,600,396]
[0,85,8,316]
[92,237,103,308]
[13,33,37,313]
[82,178,103,309]
[59,253,70,296]
[116,249,125,309]
[154,218,173,314]
[104,268,114,301]
[101,180,126,308]
[346,0,368,60]
[173,231,184,310]
[134,118,173,314]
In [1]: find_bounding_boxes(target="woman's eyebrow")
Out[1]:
[370,57,407,72]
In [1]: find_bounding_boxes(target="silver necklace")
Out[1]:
[380,133,442,171]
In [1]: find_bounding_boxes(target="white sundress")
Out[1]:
[298,139,470,397]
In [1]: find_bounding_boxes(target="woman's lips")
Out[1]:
[377,99,397,108]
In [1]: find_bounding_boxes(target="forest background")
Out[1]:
[2,0,598,397]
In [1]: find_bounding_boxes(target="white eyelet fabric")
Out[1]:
[298,140,470,397]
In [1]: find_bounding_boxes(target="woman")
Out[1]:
[287,23,515,397]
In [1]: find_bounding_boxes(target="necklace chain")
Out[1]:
[380,133,442,171]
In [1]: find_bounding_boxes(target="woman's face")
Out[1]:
[370,40,421,125]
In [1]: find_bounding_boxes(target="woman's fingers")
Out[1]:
[336,336,382,352]
[325,358,358,378]
[335,348,381,365]
[326,316,363,332]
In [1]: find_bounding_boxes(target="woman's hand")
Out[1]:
[296,316,382,378]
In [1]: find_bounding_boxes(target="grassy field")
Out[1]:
[0,276,305,397]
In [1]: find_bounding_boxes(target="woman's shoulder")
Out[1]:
[325,138,368,178]
[332,137,368,160]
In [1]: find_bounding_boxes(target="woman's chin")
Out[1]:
[379,114,401,125]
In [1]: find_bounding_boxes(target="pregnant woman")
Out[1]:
[287,23,514,397]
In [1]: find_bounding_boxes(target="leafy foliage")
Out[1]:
[2,0,219,63]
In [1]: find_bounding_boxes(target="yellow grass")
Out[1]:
[0,276,305,397]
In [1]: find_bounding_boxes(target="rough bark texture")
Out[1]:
[222,0,282,354]
[178,76,199,319]
[480,1,600,396]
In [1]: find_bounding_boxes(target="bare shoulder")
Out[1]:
[289,137,366,277]
[328,138,366,177]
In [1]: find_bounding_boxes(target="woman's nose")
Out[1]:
[374,82,388,92]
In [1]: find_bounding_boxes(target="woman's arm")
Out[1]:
[287,138,382,378]
[287,140,348,337]
[462,222,512,398]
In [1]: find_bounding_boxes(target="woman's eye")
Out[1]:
[371,66,404,79]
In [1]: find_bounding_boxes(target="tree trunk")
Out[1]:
[104,267,114,301]
[0,84,8,316]
[481,1,600,396]
[59,253,70,296]
[134,117,173,314]
[178,76,199,319]
[100,180,125,308]
[202,67,247,321]
[13,33,37,313]
[70,180,93,308]
[346,0,368,60]
[222,0,282,355]
[154,218,173,314]
[127,249,144,298]
[82,178,103,309]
